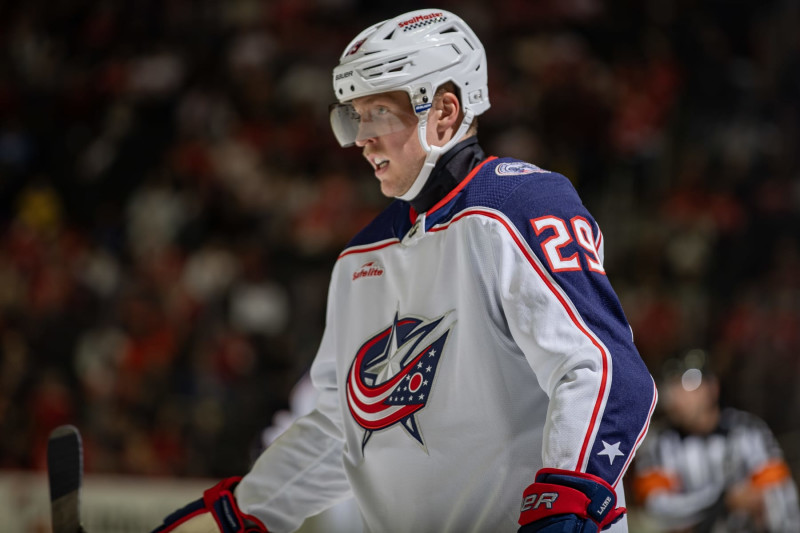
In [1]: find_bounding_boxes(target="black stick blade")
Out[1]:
[47,425,84,533]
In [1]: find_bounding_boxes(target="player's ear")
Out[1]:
[431,91,461,143]
[438,91,460,129]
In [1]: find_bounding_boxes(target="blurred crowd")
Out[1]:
[0,0,798,487]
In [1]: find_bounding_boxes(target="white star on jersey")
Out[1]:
[366,319,415,384]
[598,441,624,465]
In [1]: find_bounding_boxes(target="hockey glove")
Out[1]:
[152,477,268,533]
[518,468,625,533]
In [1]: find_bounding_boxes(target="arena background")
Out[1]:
[0,0,798,530]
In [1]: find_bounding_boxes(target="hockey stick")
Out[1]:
[47,424,86,533]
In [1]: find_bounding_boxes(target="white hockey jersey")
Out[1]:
[236,156,657,533]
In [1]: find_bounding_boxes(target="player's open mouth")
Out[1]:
[373,158,389,174]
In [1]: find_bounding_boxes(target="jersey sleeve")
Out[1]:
[235,273,352,533]
[494,171,656,487]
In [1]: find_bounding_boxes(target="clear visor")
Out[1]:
[329,103,416,147]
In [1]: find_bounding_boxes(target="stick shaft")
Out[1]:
[47,425,84,533]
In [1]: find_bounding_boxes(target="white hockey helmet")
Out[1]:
[330,9,490,200]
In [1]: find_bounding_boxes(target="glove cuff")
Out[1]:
[519,468,625,530]
[203,477,269,533]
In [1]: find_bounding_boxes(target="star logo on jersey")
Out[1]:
[346,310,454,452]
[597,440,625,465]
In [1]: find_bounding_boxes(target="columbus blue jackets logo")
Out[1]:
[346,311,454,451]
[495,161,547,176]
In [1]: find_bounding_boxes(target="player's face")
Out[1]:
[352,91,426,198]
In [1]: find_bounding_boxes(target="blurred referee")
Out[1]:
[633,349,800,532]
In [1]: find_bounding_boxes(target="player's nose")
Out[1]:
[354,118,379,147]
[355,135,375,147]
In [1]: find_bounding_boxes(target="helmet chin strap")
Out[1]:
[396,108,476,202]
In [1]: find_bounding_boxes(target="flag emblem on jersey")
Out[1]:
[495,161,547,176]
[346,311,454,451]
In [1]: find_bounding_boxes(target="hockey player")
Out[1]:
[152,8,657,533]
[632,350,800,532]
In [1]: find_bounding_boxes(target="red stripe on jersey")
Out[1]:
[349,403,421,430]
[338,239,400,260]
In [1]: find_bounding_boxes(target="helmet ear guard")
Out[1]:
[409,82,435,115]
